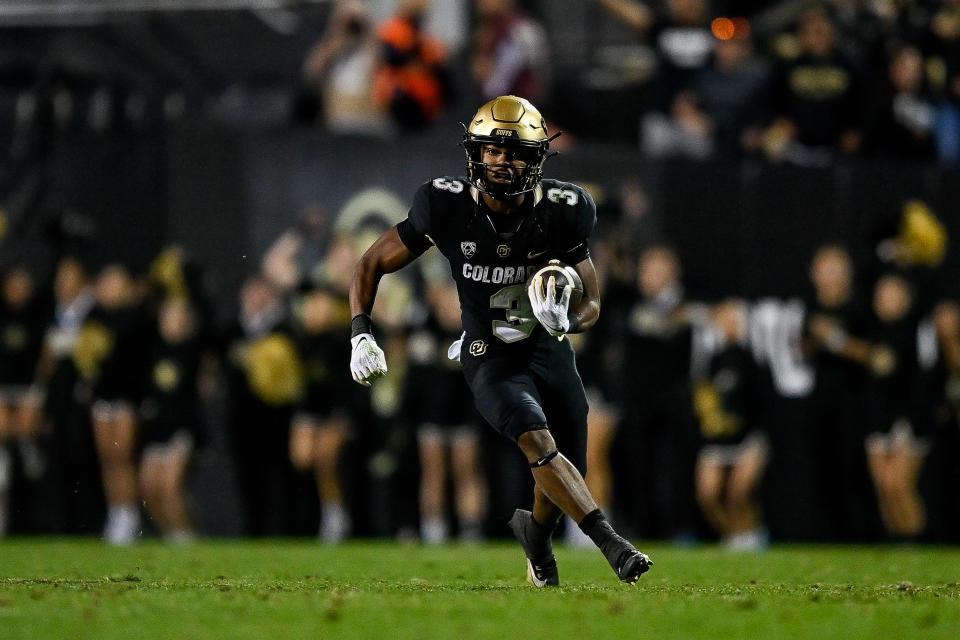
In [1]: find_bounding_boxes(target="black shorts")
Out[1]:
[460,332,589,473]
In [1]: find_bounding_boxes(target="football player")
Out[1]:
[349,95,652,585]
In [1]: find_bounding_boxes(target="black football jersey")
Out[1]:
[397,176,596,345]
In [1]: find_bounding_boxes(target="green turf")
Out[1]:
[0,539,958,639]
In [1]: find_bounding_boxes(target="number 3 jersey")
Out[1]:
[396,176,596,347]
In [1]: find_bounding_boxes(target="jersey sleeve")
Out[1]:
[559,185,596,265]
[396,182,435,257]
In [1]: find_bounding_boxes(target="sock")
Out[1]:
[420,516,448,545]
[320,501,350,543]
[105,503,140,545]
[578,509,608,541]
[458,518,483,543]
[578,509,631,569]
[527,513,557,563]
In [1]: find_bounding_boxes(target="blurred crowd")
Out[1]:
[5,0,960,162]
[2,180,960,548]
[294,0,960,166]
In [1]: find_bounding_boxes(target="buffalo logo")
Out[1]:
[497,244,511,258]
[468,340,487,356]
[461,241,477,259]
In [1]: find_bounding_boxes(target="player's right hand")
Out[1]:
[528,274,572,338]
[350,333,388,386]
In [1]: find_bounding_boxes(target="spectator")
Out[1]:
[470,0,551,103]
[619,245,698,539]
[403,280,487,545]
[261,205,339,298]
[803,245,874,539]
[300,0,391,136]
[926,299,960,534]
[643,25,769,159]
[930,299,960,418]
[598,0,716,113]
[758,3,866,164]
[288,286,356,543]
[222,275,306,536]
[76,263,150,545]
[829,0,895,71]
[932,0,960,163]
[139,296,207,543]
[373,0,452,131]
[38,256,100,534]
[862,44,938,161]
[863,273,929,540]
[0,265,47,536]
[870,199,948,320]
[693,299,769,550]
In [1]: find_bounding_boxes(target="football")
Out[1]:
[530,259,584,307]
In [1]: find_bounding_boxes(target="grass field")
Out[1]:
[0,539,958,639]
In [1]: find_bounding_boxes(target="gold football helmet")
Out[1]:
[462,95,557,198]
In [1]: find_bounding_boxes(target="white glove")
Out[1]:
[350,333,387,386]
[528,274,572,338]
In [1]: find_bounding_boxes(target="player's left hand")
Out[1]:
[528,274,572,338]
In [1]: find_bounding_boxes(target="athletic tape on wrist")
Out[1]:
[351,314,372,338]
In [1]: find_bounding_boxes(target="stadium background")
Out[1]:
[2,0,960,544]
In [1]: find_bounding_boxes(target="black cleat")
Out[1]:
[594,523,653,584]
[525,556,560,588]
[615,548,654,584]
[508,509,559,587]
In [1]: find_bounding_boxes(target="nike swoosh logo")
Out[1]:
[527,250,548,259]
[526,559,547,587]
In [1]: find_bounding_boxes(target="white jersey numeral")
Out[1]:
[546,188,578,206]
[490,284,537,343]
[432,178,464,193]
